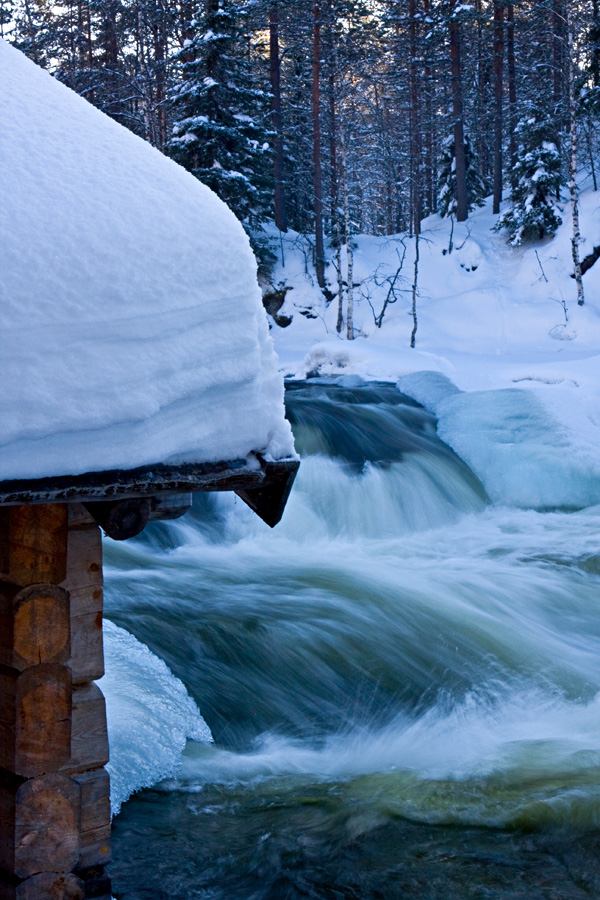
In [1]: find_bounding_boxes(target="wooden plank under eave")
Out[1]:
[0,459,264,508]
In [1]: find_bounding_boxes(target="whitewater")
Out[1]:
[98,187,600,895]
[102,380,600,898]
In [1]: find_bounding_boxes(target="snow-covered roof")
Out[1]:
[0,40,294,483]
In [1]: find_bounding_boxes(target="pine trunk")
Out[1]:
[409,0,422,234]
[492,0,504,215]
[312,0,326,289]
[270,4,287,232]
[553,0,565,118]
[593,0,600,86]
[423,0,434,213]
[449,13,468,222]
[327,2,339,237]
[340,130,353,339]
[506,2,517,182]
[153,15,167,151]
[328,20,344,331]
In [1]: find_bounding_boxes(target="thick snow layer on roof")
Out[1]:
[0,40,294,481]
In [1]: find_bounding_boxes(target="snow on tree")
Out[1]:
[437,133,486,219]
[168,0,273,243]
[494,105,562,245]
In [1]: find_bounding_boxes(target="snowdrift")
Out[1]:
[0,40,294,481]
[265,193,600,510]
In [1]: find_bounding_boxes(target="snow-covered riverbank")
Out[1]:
[267,188,600,506]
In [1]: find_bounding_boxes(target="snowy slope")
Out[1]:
[0,40,294,481]
[266,187,600,509]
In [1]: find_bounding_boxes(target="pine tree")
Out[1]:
[437,133,486,218]
[494,105,562,245]
[168,0,273,236]
[10,0,56,67]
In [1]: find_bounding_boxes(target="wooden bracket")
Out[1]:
[83,499,151,541]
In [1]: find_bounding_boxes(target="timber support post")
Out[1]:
[0,456,298,899]
[0,503,111,900]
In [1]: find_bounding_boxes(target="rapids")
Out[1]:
[105,379,600,899]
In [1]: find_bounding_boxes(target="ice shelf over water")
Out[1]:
[398,371,600,509]
[0,40,294,481]
[99,620,212,815]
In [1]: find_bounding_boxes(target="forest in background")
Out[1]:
[4,0,600,285]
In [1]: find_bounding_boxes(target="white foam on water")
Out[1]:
[103,384,600,832]
[159,682,600,830]
[99,620,212,815]
[114,493,600,830]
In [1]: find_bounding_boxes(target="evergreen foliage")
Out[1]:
[494,106,563,245]
[437,134,486,218]
[168,0,273,235]
[8,0,600,269]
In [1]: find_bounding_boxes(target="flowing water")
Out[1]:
[105,380,600,899]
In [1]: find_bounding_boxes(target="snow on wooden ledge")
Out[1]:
[0,40,296,485]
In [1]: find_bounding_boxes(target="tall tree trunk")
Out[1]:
[312,0,326,289]
[449,8,468,221]
[568,14,584,305]
[475,0,488,182]
[492,0,504,214]
[506,1,517,183]
[328,17,345,327]
[137,6,152,142]
[423,0,434,213]
[553,0,565,114]
[336,230,344,333]
[326,0,338,235]
[409,0,422,234]
[270,3,287,232]
[341,137,354,340]
[410,231,419,348]
[153,4,167,151]
[23,0,39,63]
[103,0,120,117]
[592,0,600,86]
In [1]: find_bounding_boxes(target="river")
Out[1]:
[104,379,600,899]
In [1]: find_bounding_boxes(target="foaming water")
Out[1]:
[106,380,600,899]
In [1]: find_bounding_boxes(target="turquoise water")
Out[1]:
[106,381,600,899]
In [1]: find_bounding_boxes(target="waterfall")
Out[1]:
[103,379,600,899]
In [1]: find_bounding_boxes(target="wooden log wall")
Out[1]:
[0,504,111,900]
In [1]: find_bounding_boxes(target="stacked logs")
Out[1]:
[0,504,111,900]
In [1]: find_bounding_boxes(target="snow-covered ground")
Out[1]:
[267,188,600,509]
[0,41,294,481]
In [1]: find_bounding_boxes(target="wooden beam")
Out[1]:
[0,459,300,525]
[0,506,68,586]
[0,872,85,900]
[61,522,104,685]
[235,460,299,527]
[0,459,267,507]
[0,773,80,879]
[0,506,111,898]
[84,498,151,541]
[0,665,72,778]
[0,585,70,671]
[63,684,108,775]
[73,769,111,871]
